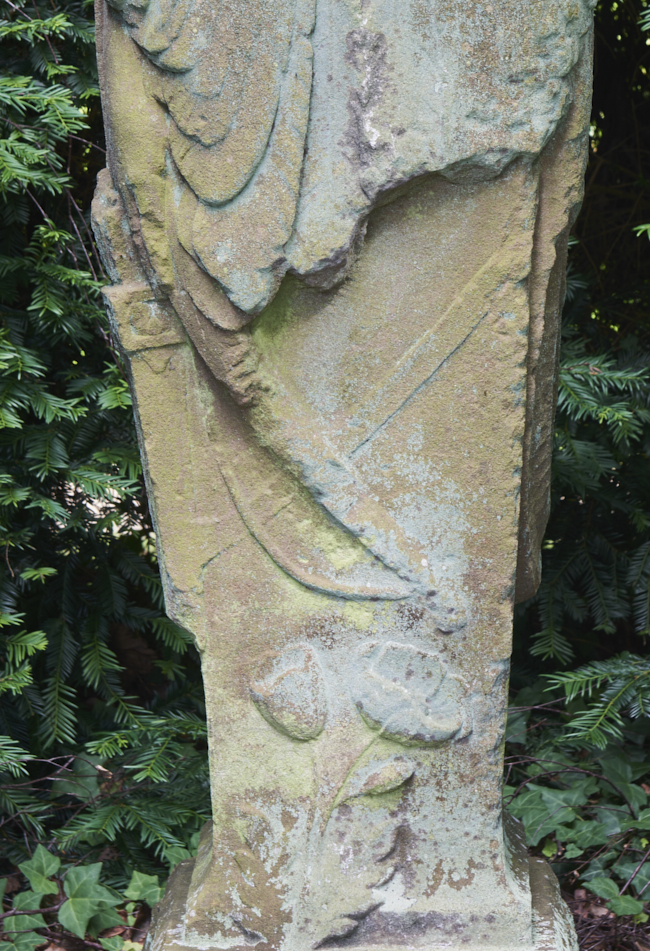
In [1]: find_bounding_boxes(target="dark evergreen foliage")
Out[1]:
[0,0,210,897]
[513,0,650,674]
[506,0,650,922]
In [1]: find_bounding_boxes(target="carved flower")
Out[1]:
[352,641,470,745]
[250,645,327,741]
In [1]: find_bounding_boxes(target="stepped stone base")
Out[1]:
[145,821,577,951]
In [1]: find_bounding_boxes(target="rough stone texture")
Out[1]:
[92,2,595,949]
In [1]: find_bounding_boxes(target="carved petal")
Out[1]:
[346,756,415,799]
[250,645,327,741]
[352,642,470,745]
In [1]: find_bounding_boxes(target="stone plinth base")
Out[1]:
[145,823,577,951]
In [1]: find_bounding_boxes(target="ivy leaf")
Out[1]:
[542,839,557,859]
[18,844,60,894]
[616,858,650,896]
[2,934,46,951]
[507,785,577,846]
[64,864,121,904]
[55,755,102,802]
[570,777,599,799]
[87,903,126,937]
[564,844,584,859]
[124,870,163,906]
[570,821,609,849]
[599,756,633,786]
[617,783,647,815]
[59,863,121,938]
[607,895,645,917]
[164,846,192,869]
[505,708,529,744]
[58,895,99,939]
[4,890,46,949]
[9,889,45,919]
[593,804,623,836]
[100,938,124,951]
[585,877,620,900]
[540,785,590,811]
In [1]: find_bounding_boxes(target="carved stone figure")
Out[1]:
[92,1,596,948]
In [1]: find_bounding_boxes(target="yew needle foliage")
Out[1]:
[506,1,650,931]
[0,0,210,917]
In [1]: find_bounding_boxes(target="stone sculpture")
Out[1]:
[92,1,595,948]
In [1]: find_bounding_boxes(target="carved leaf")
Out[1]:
[345,756,415,799]
[250,645,327,741]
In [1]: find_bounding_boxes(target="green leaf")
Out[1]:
[619,783,647,811]
[505,708,529,744]
[585,877,620,900]
[0,0,210,882]
[5,890,46,937]
[607,895,645,917]
[19,844,60,894]
[508,784,578,846]
[165,846,192,869]
[540,784,590,811]
[570,821,610,849]
[55,755,102,802]
[100,938,125,951]
[541,839,556,859]
[2,933,46,951]
[593,805,622,836]
[87,903,126,937]
[97,382,132,410]
[564,843,584,859]
[124,870,164,905]
[616,858,650,895]
[58,895,100,939]
[63,863,120,904]
[60,863,121,938]
[600,755,633,786]
[11,890,45,915]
